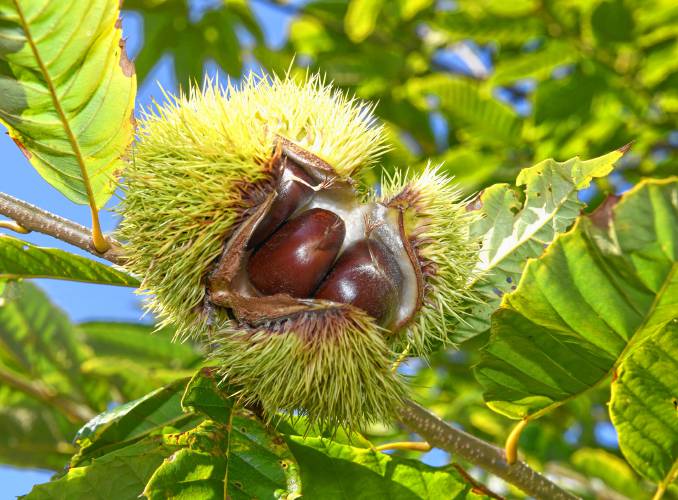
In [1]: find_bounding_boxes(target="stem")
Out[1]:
[375,441,431,453]
[452,463,505,500]
[0,192,124,265]
[652,483,666,500]
[0,220,30,234]
[0,365,95,423]
[505,418,529,465]
[653,460,678,500]
[398,400,577,500]
[12,0,110,253]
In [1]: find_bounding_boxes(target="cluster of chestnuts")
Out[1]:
[119,75,477,428]
[246,159,403,328]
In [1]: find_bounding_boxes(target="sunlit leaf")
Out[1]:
[25,438,178,500]
[144,415,301,499]
[489,42,577,85]
[610,322,678,487]
[0,235,138,286]
[571,447,649,498]
[72,377,192,466]
[431,11,543,44]
[344,0,384,43]
[0,385,77,469]
[181,368,233,422]
[79,322,199,368]
[0,281,105,414]
[453,148,624,342]
[144,370,300,499]
[0,0,136,207]
[286,436,482,499]
[405,74,523,144]
[476,178,678,420]
[397,0,434,20]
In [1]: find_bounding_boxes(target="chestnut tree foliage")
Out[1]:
[0,0,677,498]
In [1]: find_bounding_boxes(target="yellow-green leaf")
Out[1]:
[454,148,624,342]
[405,74,523,144]
[610,323,678,489]
[345,0,384,43]
[0,0,136,208]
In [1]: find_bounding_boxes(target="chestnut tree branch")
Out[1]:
[0,191,124,265]
[398,400,578,500]
[0,192,576,499]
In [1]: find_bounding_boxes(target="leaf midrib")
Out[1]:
[12,0,100,210]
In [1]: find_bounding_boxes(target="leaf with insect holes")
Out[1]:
[476,178,678,421]
[454,148,625,343]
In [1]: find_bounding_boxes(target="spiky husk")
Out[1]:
[210,307,405,430]
[381,165,480,352]
[118,73,480,430]
[118,74,387,339]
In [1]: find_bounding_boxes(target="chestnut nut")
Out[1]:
[247,207,346,298]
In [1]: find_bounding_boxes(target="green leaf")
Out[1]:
[181,368,234,422]
[79,322,200,368]
[290,15,335,56]
[0,235,139,286]
[0,0,136,208]
[591,0,635,44]
[404,74,523,144]
[489,42,578,86]
[344,0,384,43]
[610,322,678,487]
[0,385,77,469]
[73,377,193,466]
[144,415,301,499]
[0,281,104,415]
[475,178,678,419]
[397,0,433,20]
[286,436,481,499]
[25,438,178,500]
[571,447,649,499]
[431,11,543,44]
[80,357,196,402]
[453,148,624,342]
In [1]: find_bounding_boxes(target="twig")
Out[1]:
[398,400,578,500]
[0,192,125,265]
[452,463,505,500]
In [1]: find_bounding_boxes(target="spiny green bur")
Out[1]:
[118,74,478,430]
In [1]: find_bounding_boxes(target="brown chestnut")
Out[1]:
[315,238,403,326]
[247,208,346,298]
[248,158,315,249]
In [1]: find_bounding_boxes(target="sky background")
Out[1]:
[0,2,619,497]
